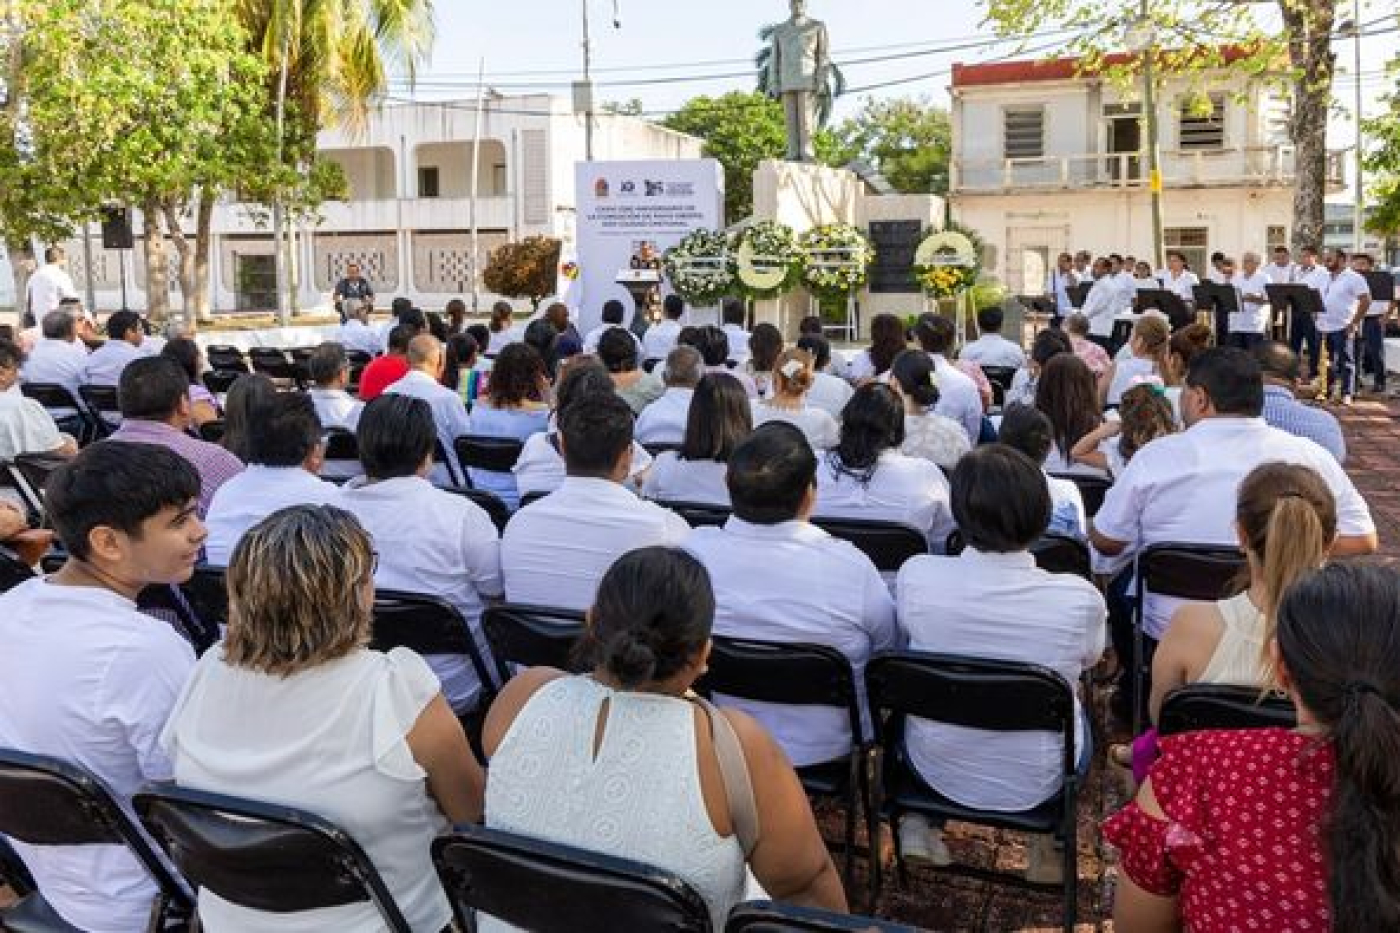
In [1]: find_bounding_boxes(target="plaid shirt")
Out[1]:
[108,420,245,517]
[1261,385,1347,464]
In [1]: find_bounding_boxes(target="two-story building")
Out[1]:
[948,51,1345,297]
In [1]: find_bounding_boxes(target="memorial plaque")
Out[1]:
[868,220,923,294]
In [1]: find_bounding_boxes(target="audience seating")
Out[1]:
[20,383,97,444]
[137,584,222,656]
[369,589,499,701]
[204,346,250,373]
[481,603,588,683]
[0,550,35,594]
[433,439,463,487]
[980,366,1017,410]
[1048,473,1111,519]
[202,370,243,396]
[453,435,525,481]
[698,637,872,891]
[0,749,195,932]
[1131,543,1247,734]
[183,565,230,632]
[1028,534,1092,581]
[0,836,36,904]
[809,518,928,573]
[652,500,731,528]
[866,651,1079,932]
[134,782,413,932]
[518,490,549,509]
[440,486,511,535]
[248,347,302,387]
[77,385,120,434]
[197,419,226,444]
[345,350,373,365]
[1157,684,1297,737]
[725,900,918,932]
[641,441,682,458]
[432,824,712,933]
[641,358,662,373]
[3,453,67,526]
[320,427,363,482]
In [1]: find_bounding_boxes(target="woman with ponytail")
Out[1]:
[1106,562,1400,930]
[1102,314,1172,406]
[481,548,846,928]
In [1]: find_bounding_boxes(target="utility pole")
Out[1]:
[1351,0,1364,252]
[272,21,292,325]
[1128,5,1164,271]
[581,0,594,161]
[469,58,485,313]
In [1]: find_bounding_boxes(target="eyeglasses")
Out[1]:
[370,550,380,574]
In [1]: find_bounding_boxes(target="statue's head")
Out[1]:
[789,0,807,18]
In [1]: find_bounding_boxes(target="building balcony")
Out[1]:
[951,146,1346,195]
[211,196,518,236]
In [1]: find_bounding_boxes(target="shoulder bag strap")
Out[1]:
[694,696,760,857]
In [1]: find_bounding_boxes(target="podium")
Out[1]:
[616,269,663,335]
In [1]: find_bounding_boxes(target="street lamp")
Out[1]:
[1125,13,1164,272]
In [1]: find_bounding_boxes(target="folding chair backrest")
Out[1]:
[78,384,120,415]
[6,452,67,523]
[371,589,495,689]
[1029,534,1092,580]
[322,427,360,463]
[1157,684,1297,737]
[440,486,511,534]
[980,366,1018,392]
[205,346,249,373]
[725,899,918,932]
[699,637,863,743]
[1138,543,1247,602]
[432,825,712,933]
[482,603,588,682]
[642,441,682,458]
[1048,473,1112,519]
[433,439,462,487]
[809,517,927,572]
[183,565,230,630]
[454,435,525,474]
[20,382,81,411]
[197,419,227,443]
[134,783,410,930]
[653,500,731,528]
[0,551,36,593]
[203,370,243,396]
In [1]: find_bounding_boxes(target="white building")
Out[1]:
[14,96,701,315]
[948,51,1345,296]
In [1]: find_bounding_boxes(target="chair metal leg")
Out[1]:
[1131,566,1146,738]
[1063,781,1078,933]
[841,756,857,894]
[866,749,884,913]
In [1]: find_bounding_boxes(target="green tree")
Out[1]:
[829,96,952,195]
[1363,67,1400,239]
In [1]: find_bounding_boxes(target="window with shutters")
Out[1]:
[1178,95,1225,150]
[1003,107,1045,160]
[417,166,441,199]
[1266,226,1288,251]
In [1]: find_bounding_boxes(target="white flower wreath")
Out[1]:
[733,221,803,299]
[798,223,874,298]
[662,229,736,307]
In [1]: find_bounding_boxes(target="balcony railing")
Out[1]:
[952,146,1346,194]
[211,196,517,235]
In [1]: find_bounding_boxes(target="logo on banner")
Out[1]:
[593,178,610,198]
[620,180,637,195]
[645,180,665,197]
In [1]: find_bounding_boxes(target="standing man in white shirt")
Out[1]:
[0,442,202,932]
[912,313,984,444]
[961,306,1026,369]
[1265,245,1297,285]
[1206,251,1230,285]
[1159,250,1199,306]
[204,393,337,564]
[642,294,687,363]
[1090,347,1376,719]
[720,297,753,363]
[1071,250,1093,286]
[1292,246,1328,381]
[384,335,473,483]
[1045,252,1076,326]
[1315,248,1371,405]
[1351,253,1392,395]
[1228,251,1271,352]
[634,345,702,445]
[502,393,690,611]
[685,423,899,767]
[336,299,384,357]
[24,245,78,324]
[1078,258,1121,350]
[82,311,147,387]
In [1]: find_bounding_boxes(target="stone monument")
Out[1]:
[763,0,832,163]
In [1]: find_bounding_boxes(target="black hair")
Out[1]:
[1275,563,1400,929]
[466,323,492,351]
[889,349,940,408]
[680,372,752,463]
[976,306,1004,334]
[951,445,1050,553]
[663,294,685,320]
[47,441,200,561]
[721,297,747,327]
[221,374,277,462]
[1031,327,1073,366]
[307,342,348,386]
[1253,340,1300,382]
[247,392,321,467]
[488,342,547,408]
[425,311,449,343]
[398,307,427,336]
[681,325,730,367]
[387,324,415,354]
[445,298,467,332]
[913,312,955,355]
[727,422,816,524]
[522,319,560,378]
[559,392,634,477]
[159,337,202,385]
[1035,354,1100,455]
[830,383,904,485]
[0,337,23,370]
[554,357,616,419]
[575,547,715,689]
[1186,347,1264,417]
[105,310,142,340]
[357,395,435,479]
[597,327,639,373]
[796,334,831,370]
[867,313,908,375]
[601,300,626,326]
[797,315,824,336]
[443,333,479,390]
[119,356,190,420]
[390,297,413,318]
[996,402,1053,466]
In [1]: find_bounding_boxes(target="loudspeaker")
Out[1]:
[100,207,133,250]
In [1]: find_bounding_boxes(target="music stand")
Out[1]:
[1193,283,1237,341]
[1363,271,1396,303]
[1265,284,1324,344]
[1069,282,1093,309]
[1134,289,1192,331]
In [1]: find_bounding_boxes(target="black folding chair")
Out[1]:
[698,637,872,891]
[641,358,663,373]
[432,824,712,933]
[433,438,463,487]
[0,549,36,593]
[4,452,68,526]
[248,347,301,387]
[345,349,373,365]
[197,419,226,444]
[1157,684,1296,737]
[441,486,511,535]
[0,749,194,932]
[371,589,499,703]
[1132,543,1247,734]
[319,426,362,482]
[725,900,917,932]
[453,435,525,482]
[518,490,549,509]
[182,564,230,631]
[78,384,121,435]
[134,782,412,932]
[204,345,250,373]
[980,365,1018,410]
[482,603,588,684]
[642,441,683,458]
[810,517,928,572]
[1028,534,1092,580]
[1047,473,1112,519]
[21,383,96,444]
[202,369,243,396]
[865,652,1080,932]
[653,500,731,528]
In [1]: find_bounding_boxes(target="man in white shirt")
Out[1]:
[1045,252,1076,323]
[1090,347,1377,716]
[1265,245,1296,285]
[720,297,752,363]
[686,424,899,768]
[1315,247,1371,405]
[25,245,78,323]
[502,392,690,611]
[1110,254,1137,311]
[0,442,202,932]
[0,336,78,460]
[1351,252,1392,395]
[82,311,147,387]
[336,299,384,357]
[582,299,643,355]
[795,334,854,418]
[1291,246,1328,380]
[642,294,686,363]
[1076,258,1120,349]
[635,345,701,445]
[384,334,472,484]
[1228,251,1271,351]
[205,392,336,564]
[1206,250,1230,285]
[21,308,89,401]
[912,313,983,444]
[1071,250,1093,286]
[960,306,1026,370]
[897,445,1104,878]
[338,395,503,713]
[306,342,363,429]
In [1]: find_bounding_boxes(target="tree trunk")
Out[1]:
[1279,0,1336,251]
[193,189,216,323]
[141,199,171,323]
[163,201,196,333]
[5,238,34,324]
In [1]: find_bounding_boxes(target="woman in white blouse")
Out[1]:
[643,372,752,506]
[162,505,484,932]
[1101,314,1172,406]
[888,349,970,471]
[750,349,839,451]
[842,313,908,384]
[1160,250,1199,305]
[814,383,954,548]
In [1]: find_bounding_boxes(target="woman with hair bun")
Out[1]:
[888,349,970,471]
[482,547,846,929]
[750,348,839,450]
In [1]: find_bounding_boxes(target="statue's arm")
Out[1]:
[817,22,830,69]
[768,32,783,95]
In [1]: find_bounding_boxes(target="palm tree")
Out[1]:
[754,22,846,128]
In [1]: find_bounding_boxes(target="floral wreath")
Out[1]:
[733,220,804,300]
[662,229,736,307]
[913,222,983,299]
[798,223,874,299]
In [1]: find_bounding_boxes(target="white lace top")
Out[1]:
[484,676,747,931]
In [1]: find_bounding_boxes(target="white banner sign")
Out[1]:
[573,159,724,333]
